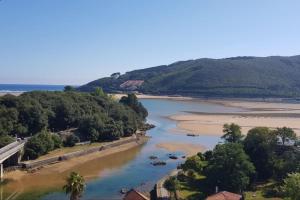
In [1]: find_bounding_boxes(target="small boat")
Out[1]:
[149,155,158,160]
[151,161,167,166]
[169,155,178,160]
[187,133,198,137]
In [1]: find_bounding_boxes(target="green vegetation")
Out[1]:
[0,134,14,148]
[78,55,300,98]
[63,135,80,147]
[63,172,85,200]
[0,90,148,160]
[205,143,255,193]
[221,123,244,143]
[282,173,300,200]
[24,131,62,160]
[174,123,300,199]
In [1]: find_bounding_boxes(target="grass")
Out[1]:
[176,172,283,200]
[245,191,282,200]
[245,181,283,200]
[177,173,206,200]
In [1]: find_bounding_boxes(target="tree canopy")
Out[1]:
[204,143,255,193]
[0,91,148,159]
[221,123,244,143]
[282,173,300,200]
[243,127,277,180]
[63,172,85,200]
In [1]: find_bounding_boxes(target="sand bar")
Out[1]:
[156,142,205,156]
[169,97,300,137]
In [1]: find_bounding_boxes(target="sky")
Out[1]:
[0,0,300,85]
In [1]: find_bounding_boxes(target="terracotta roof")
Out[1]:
[123,189,149,200]
[206,191,242,200]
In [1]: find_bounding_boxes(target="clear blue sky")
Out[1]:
[1,0,300,85]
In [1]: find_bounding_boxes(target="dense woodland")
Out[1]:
[0,89,148,159]
[166,124,300,200]
[79,55,300,98]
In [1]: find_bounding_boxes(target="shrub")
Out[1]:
[64,135,80,147]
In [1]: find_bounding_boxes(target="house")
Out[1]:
[123,189,150,200]
[206,191,242,200]
[111,72,121,79]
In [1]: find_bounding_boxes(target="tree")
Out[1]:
[120,94,148,120]
[221,123,244,143]
[64,86,75,92]
[181,155,207,173]
[93,87,106,97]
[63,172,85,200]
[164,176,180,199]
[0,135,14,148]
[274,127,297,145]
[64,135,80,147]
[282,173,300,200]
[204,143,255,193]
[23,131,57,159]
[52,134,63,148]
[243,127,277,180]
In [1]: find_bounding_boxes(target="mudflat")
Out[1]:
[168,99,300,136]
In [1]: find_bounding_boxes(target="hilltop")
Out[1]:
[78,55,300,98]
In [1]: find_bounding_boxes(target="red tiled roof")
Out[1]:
[123,189,149,200]
[206,191,242,200]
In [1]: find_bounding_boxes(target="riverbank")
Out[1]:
[3,136,148,199]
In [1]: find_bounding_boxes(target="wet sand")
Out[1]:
[3,141,146,198]
[169,99,300,136]
[156,142,205,156]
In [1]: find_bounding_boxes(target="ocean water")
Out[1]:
[0,84,66,93]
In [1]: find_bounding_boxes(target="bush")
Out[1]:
[64,135,80,147]
[164,176,179,192]
[0,135,15,148]
[23,131,59,160]
[52,134,63,148]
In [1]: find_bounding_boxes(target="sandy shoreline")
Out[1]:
[156,142,205,156]
[4,138,148,191]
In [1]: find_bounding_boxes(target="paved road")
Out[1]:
[0,140,26,163]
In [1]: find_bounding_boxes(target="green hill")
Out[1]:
[78,55,300,98]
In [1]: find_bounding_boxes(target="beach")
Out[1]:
[168,99,300,136]
[156,142,205,156]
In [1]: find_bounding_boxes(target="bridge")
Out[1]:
[0,139,26,182]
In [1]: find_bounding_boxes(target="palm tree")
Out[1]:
[63,172,86,200]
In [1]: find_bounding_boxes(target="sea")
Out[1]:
[0,84,66,93]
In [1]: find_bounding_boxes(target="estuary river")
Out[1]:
[1,98,242,200]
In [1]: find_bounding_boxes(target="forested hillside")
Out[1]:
[79,55,300,97]
[0,90,148,158]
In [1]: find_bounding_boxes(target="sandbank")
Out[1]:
[156,142,205,156]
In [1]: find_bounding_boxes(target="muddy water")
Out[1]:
[1,99,242,200]
[2,144,144,200]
